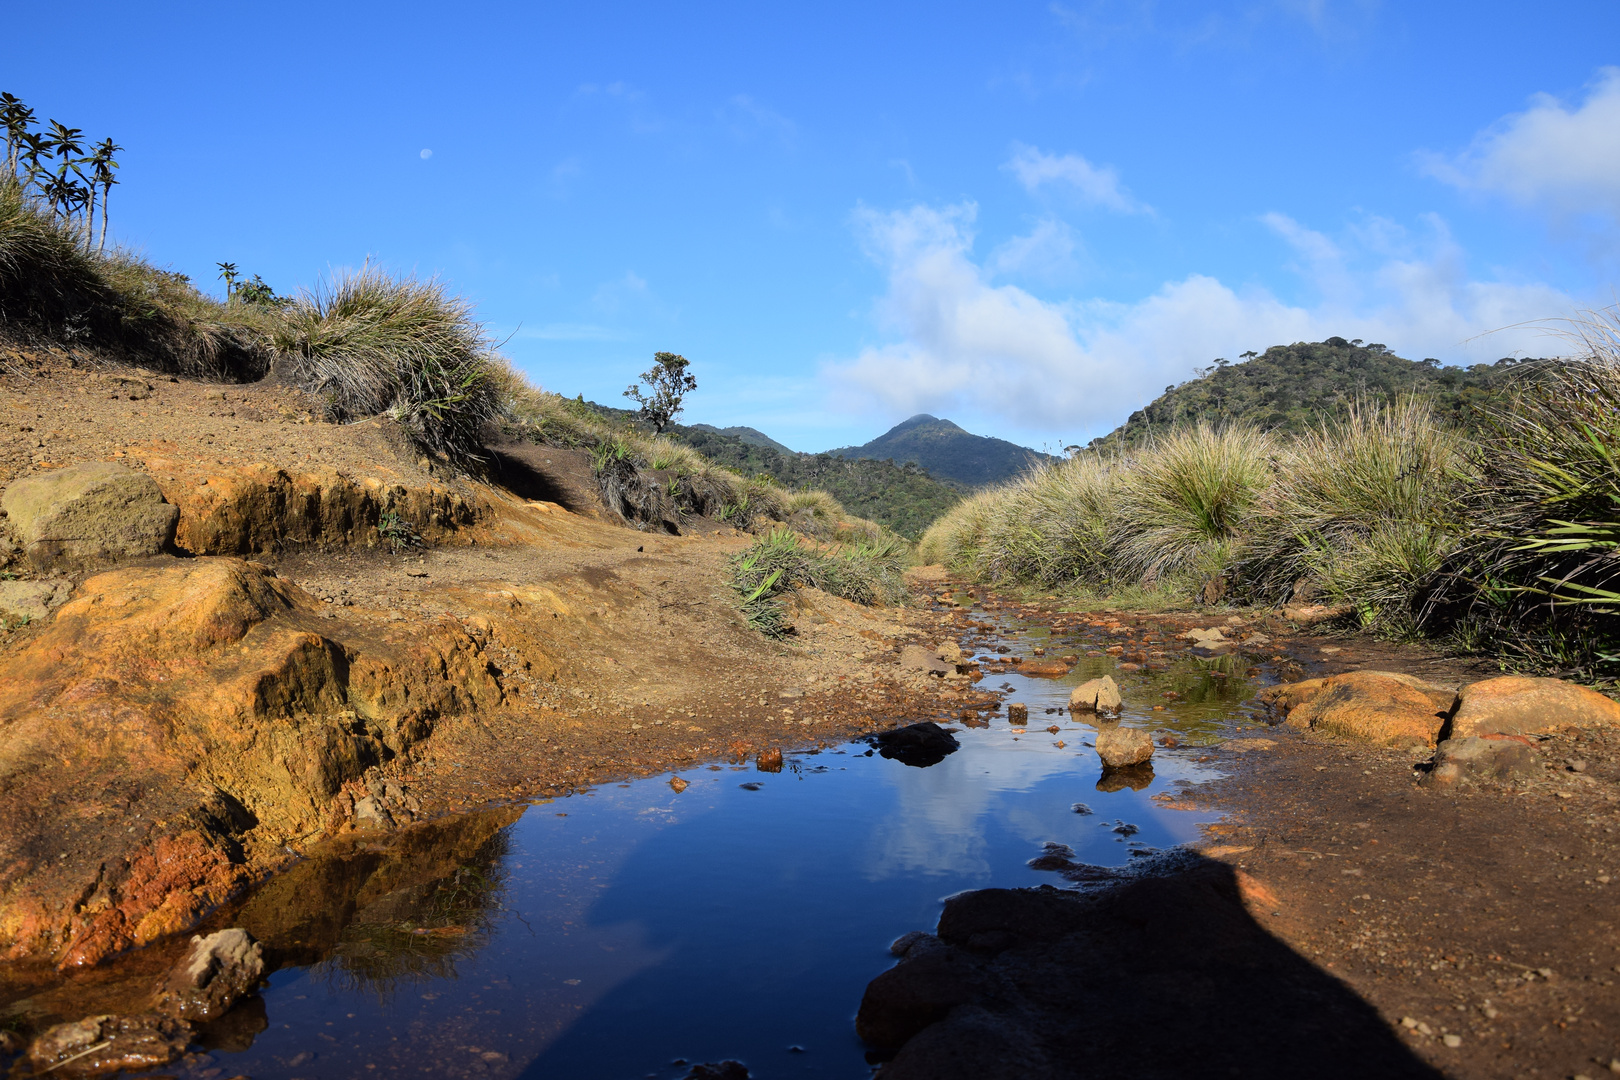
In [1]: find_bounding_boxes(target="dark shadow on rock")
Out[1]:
[858,855,1446,1080]
[868,722,960,768]
[1095,763,1153,792]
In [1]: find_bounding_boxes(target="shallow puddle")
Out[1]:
[132,612,1268,1079]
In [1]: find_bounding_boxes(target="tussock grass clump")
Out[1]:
[1110,424,1275,588]
[270,267,505,466]
[917,489,1002,572]
[1,177,270,378]
[983,455,1118,586]
[1241,398,1471,631]
[731,528,910,636]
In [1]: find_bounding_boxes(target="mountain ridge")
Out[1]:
[829,413,1054,487]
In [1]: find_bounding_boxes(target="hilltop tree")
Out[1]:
[1,93,120,252]
[624,351,697,434]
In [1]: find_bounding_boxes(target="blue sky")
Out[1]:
[10,2,1620,452]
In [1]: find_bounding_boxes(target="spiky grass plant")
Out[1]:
[977,454,1118,586]
[1109,423,1275,588]
[917,488,1002,571]
[270,267,504,466]
[731,527,909,635]
[1240,398,1470,631]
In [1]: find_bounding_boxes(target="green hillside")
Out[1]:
[572,401,962,538]
[830,414,1054,486]
[1089,338,1534,449]
[688,424,796,455]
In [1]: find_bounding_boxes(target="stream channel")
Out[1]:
[137,601,1270,1080]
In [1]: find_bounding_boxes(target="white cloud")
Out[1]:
[987,218,1082,281]
[1423,67,1620,222]
[825,202,1578,438]
[1004,143,1148,213]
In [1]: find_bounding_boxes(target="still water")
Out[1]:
[162,624,1264,1080]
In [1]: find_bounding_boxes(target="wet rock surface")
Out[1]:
[1262,670,1457,748]
[1067,674,1122,716]
[150,928,264,1022]
[27,1012,191,1077]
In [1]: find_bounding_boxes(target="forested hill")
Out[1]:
[575,401,962,538]
[1089,338,1538,449]
[830,414,1055,486]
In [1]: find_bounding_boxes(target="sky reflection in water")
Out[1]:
[197,639,1258,1080]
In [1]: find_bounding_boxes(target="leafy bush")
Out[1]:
[269,267,505,466]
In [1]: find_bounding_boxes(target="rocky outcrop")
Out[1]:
[151,462,484,555]
[1422,736,1540,788]
[1260,670,1456,748]
[0,556,506,967]
[1068,675,1122,716]
[1,461,179,568]
[1441,676,1620,740]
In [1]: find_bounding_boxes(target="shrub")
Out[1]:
[917,488,1002,573]
[982,454,1117,586]
[269,267,504,466]
[1110,424,1275,588]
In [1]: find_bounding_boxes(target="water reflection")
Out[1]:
[141,617,1273,1080]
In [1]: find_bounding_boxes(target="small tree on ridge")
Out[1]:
[624,351,696,434]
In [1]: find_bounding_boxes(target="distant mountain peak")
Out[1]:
[829,416,1052,487]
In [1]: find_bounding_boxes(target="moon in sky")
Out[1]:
[420,149,432,159]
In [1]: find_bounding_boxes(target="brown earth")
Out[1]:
[864,586,1620,1080]
[0,354,992,1011]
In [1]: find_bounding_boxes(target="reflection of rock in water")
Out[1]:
[868,722,960,768]
[233,806,522,997]
[1095,764,1153,792]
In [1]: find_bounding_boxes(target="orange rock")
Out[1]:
[1261,670,1456,748]
[756,747,784,772]
[1443,676,1620,740]
[1019,660,1072,677]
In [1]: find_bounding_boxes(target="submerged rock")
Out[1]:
[756,747,784,772]
[2,461,179,569]
[1095,727,1154,768]
[684,1062,750,1080]
[1068,676,1122,717]
[869,722,960,767]
[28,1013,191,1077]
[151,928,265,1022]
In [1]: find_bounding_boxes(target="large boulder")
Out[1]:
[151,928,265,1021]
[1442,676,1620,740]
[2,462,178,568]
[1260,670,1456,748]
[1069,675,1123,716]
[1095,727,1154,768]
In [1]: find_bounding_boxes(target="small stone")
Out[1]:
[1537,967,1554,979]
[1095,727,1154,768]
[756,747,784,773]
[1069,675,1123,716]
[1399,1016,1418,1030]
[1441,1033,1461,1048]
[668,777,688,793]
[1007,703,1028,724]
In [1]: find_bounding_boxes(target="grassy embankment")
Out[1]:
[1,174,909,625]
[921,324,1620,679]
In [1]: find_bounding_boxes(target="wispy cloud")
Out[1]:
[1421,66,1620,225]
[719,94,796,148]
[824,202,1577,438]
[1004,143,1149,214]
